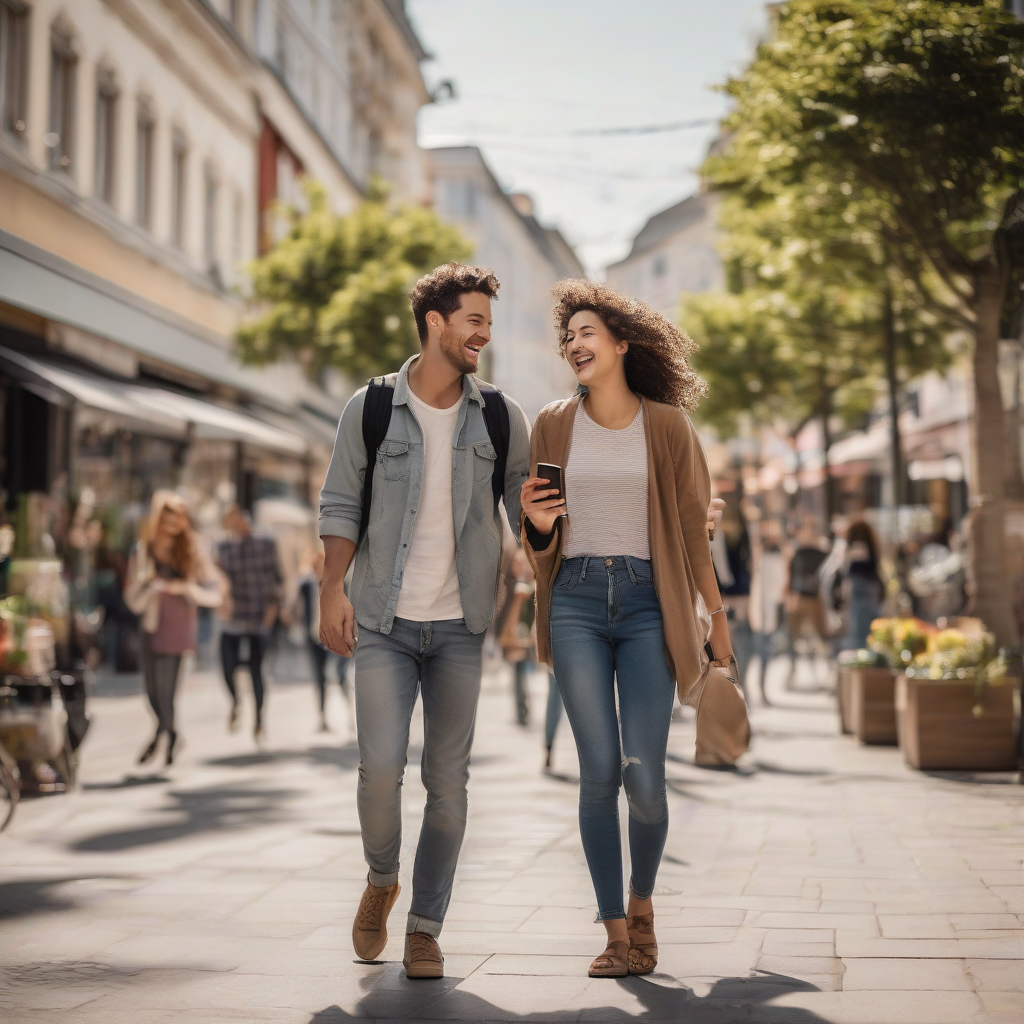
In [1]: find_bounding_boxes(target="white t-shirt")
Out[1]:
[395,389,464,621]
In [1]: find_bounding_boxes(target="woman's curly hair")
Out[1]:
[551,279,708,410]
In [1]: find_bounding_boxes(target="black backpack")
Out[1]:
[358,376,510,541]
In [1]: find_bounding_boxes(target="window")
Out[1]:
[171,131,188,248]
[274,15,287,76]
[48,26,77,173]
[0,2,29,140]
[204,162,219,277]
[231,187,243,266]
[135,99,154,228]
[94,67,117,204]
[651,253,668,278]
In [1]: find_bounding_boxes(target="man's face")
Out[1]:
[434,292,492,375]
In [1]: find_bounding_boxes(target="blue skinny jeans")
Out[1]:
[550,555,676,920]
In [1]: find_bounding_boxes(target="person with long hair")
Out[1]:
[521,280,734,978]
[125,491,223,766]
[841,518,884,650]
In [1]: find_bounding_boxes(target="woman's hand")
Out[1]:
[709,611,734,667]
[520,477,566,536]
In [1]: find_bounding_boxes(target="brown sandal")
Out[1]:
[627,910,658,974]
[588,939,629,977]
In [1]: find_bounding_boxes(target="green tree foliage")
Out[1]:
[700,0,1024,643]
[236,179,472,380]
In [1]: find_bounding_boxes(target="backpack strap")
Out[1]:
[359,377,395,542]
[478,385,511,512]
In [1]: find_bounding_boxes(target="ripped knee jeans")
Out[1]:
[550,556,677,920]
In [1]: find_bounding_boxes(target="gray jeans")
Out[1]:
[354,617,484,937]
[141,634,182,735]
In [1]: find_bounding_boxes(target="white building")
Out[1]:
[0,0,430,531]
[605,190,723,322]
[429,146,583,421]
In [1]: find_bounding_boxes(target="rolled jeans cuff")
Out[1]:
[406,913,442,938]
[368,868,399,888]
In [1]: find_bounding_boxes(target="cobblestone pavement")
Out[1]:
[1,651,1022,1024]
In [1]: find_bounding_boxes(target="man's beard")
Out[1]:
[439,324,482,375]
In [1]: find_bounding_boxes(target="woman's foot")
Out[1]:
[164,731,180,766]
[254,723,266,747]
[543,746,553,772]
[137,732,161,765]
[627,889,658,974]
[588,939,629,978]
[319,712,329,733]
[228,703,240,732]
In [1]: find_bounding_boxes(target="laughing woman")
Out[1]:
[521,281,733,978]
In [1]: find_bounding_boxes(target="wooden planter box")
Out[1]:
[850,666,898,745]
[896,675,1019,771]
[837,664,854,735]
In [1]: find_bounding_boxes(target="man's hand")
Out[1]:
[707,497,725,540]
[320,536,358,657]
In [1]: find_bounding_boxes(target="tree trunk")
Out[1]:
[969,268,1019,647]
[1004,339,1024,501]
[821,387,836,527]
[883,288,905,508]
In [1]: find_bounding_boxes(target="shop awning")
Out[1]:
[0,346,307,456]
[121,386,307,456]
[0,347,186,434]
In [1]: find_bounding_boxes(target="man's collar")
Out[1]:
[393,355,483,407]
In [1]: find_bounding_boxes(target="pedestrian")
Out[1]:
[748,515,787,704]
[520,280,737,979]
[497,546,566,765]
[840,519,884,650]
[214,505,283,744]
[296,544,352,733]
[712,508,753,700]
[317,264,533,980]
[786,518,830,655]
[124,491,223,767]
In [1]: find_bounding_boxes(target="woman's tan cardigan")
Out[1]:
[522,394,715,702]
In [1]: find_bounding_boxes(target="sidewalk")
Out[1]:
[1,652,1021,1023]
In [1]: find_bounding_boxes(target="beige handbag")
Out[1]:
[684,597,751,766]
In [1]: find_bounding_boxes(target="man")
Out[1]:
[785,516,830,684]
[214,505,282,743]
[318,263,531,979]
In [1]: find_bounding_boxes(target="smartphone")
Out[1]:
[536,463,568,518]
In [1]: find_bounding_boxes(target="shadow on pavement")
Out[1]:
[923,770,1023,786]
[0,877,85,920]
[308,969,831,1024]
[82,774,170,790]
[69,783,297,852]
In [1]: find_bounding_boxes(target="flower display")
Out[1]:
[867,617,936,669]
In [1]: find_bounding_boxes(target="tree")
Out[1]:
[705,0,1024,645]
[236,179,472,380]
[686,170,953,521]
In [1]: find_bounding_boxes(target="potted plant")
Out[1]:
[850,618,935,745]
[836,648,887,735]
[898,622,1018,771]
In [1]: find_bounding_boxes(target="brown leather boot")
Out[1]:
[403,931,444,979]
[351,879,401,961]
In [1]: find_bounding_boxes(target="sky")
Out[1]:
[406,0,770,274]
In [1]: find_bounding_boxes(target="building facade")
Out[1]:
[429,145,582,421]
[605,190,723,322]
[0,0,429,558]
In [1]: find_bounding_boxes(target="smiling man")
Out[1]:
[317,263,531,979]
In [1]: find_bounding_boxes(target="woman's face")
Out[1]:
[158,504,188,538]
[565,310,628,389]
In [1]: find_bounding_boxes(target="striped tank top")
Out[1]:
[562,399,651,560]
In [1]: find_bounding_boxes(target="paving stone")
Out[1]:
[878,913,956,938]
[964,959,1024,992]
[843,957,973,990]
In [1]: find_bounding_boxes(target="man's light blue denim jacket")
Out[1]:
[318,356,531,635]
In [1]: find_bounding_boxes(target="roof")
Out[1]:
[383,0,430,61]
[609,191,714,267]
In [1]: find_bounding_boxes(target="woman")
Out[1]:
[125,491,222,766]
[841,519,884,650]
[521,281,734,979]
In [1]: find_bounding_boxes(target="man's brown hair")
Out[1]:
[409,263,500,342]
